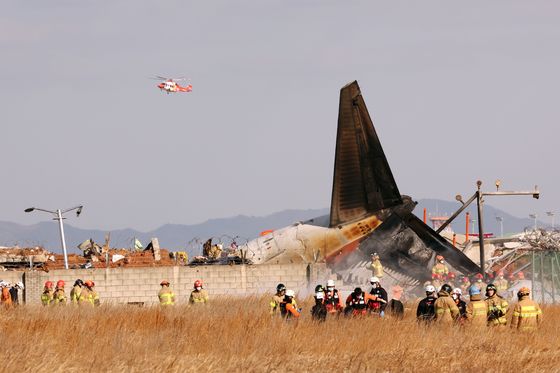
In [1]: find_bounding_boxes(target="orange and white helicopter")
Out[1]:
[154,76,192,94]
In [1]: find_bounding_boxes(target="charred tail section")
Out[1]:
[330,81,402,228]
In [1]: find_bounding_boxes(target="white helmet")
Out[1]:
[16,282,24,289]
[285,289,295,297]
[370,276,380,283]
[425,285,436,293]
[326,279,335,288]
[315,292,324,300]
[452,288,462,295]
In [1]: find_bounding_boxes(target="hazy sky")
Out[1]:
[2,1,557,232]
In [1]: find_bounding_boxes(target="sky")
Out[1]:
[1,1,558,232]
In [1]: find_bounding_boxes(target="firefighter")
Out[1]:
[452,288,467,322]
[280,290,300,319]
[41,281,54,306]
[431,274,443,291]
[460,276,471,295]
[53,280,67,305]
[311,291,327,322]
[473,273,487,292]
[431,255,449,278]
[466,285,487,326]
[79,280,100,306]
[0,282,12,308]
[323,279,343,314]
[345,287,379,317]
[270,283,286,315]
[369,253,384,279]
[485,283,508,326]
[189,280,209,304]
[417,285,437,323]
[368,276,388,316]
[158,280,175,306]
[434,284,460,324]
[510,287,542,331]
[494,271,509,296]
[446,272,457,288]
[71,279,83,304]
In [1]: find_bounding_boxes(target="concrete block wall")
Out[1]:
[22,263,331,305]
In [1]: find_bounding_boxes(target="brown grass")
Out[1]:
[1,297,559,372]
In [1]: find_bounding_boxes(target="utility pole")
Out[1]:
[529,214,538,231]
[441,180,539,278]
[496,216,504,237]
[547,211,555,230]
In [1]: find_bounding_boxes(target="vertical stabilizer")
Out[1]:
[329,81,402,227]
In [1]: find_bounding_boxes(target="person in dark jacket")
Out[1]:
[368,276,388,316]
[388,285,404,319]
[311,291,327,322]
[9,282,23,305]
[417,284,437,323]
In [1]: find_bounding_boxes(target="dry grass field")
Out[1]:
[1,297,559,372]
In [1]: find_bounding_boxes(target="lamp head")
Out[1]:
[455,194,464,205]
[76,206,83,217]
[24,207,35,213]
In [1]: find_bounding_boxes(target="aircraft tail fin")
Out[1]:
[329,81,401,227]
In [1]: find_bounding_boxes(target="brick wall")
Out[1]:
[21,263,331,305]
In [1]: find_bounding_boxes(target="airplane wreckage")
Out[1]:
[231,81,483,286]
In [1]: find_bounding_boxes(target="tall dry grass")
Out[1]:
[1,297,559,372]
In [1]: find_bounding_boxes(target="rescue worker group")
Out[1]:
[265,254,543,330]
[1,254,543,330]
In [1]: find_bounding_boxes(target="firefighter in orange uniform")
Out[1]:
[345,287,382,316]
[324,279,343,314]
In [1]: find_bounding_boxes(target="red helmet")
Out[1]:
[462,276,470,283]
[160,280,170,286]
[518,271,525,280]
[498,270,504,276]
[56,280,65,288]
[431,273,438,279]
[475,273,484,279]
[84,280,94,287]
[436,255,444,261]
[44,281,53,288]
[448,272,456,279]
[194,280,203,288]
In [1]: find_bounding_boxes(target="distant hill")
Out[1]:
[0,199,544,257]
[0,208,329,256]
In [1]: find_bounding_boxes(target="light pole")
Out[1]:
[24,205,83,270]
[546,211,555,230]
[495,216,504,237]
[529,213,538,231]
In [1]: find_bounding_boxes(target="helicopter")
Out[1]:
[153,76,193,94]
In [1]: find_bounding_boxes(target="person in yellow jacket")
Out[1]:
[431,255,449,278]
[189,280,209,304]
[434,284,460,323]
[79,280,100,307]
[41,281,54,306]
[494,271,509,295]
[53,280,67,305]
[70,279,84,305]
[466,285,487,326]
[485,283,508,326]
[370,253,384,279]
[270,283,286,315]
[510,287,542,331]
[158,280,175,306]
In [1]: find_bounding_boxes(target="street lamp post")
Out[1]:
[529,214,538,231]
[24,205,83,270]
[546,211,555,230]
[496,216,504,237]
